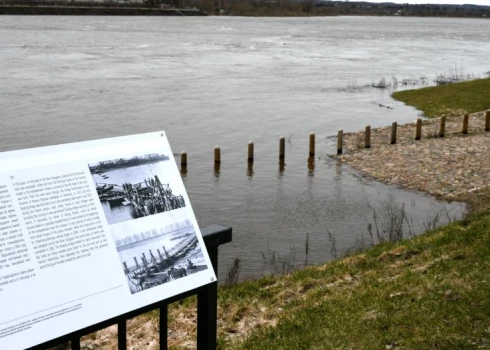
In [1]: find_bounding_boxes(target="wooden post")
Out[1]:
[462,113,469,134]
[157,249,164,261]
[365,125,371,149]
[485,110,490,132]
[279,137,285,159]
[214,146,221,164]
[181,151,187,167]
[279,159,285,173]
[439,115,446,137]
[337,129,343,155]
[248,141,254,162]
[309,133,315,156]
[415,118,422,140]
[391,122,397,144]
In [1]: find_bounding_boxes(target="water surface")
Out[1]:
[1,16,485,280]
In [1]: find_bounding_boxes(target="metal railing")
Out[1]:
[27,224,232,350]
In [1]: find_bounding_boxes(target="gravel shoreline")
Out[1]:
[333,111,490,200]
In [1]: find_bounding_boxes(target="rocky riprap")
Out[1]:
[333,111,490,200]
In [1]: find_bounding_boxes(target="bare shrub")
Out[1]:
[354,132,365,150]
[339,76,370,93]
[368,196,410,243]
[225,258,241,286]
[304,233,309,267]
[261,244,296,275]
[426,123,439,138]
[434,64,481,85]
[371,77,390,89]
[326,228,338,259]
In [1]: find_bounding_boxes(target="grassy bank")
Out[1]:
[141,204,489,349]
[75,203,489,349]
[392,77,490,118]
[75,189,490,349]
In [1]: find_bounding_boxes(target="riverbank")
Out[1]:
[334,111,490,201]
[2,1,489,17]
[0,4,206,15]
[333,77,490,202]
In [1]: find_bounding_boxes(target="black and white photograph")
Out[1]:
[88,153,186,225]
[111,215,208,294]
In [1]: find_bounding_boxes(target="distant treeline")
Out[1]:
[89,154,169,173]
[1,0,488,16]
[216,1,490,17]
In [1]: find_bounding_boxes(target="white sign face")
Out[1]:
[0,132,216,350]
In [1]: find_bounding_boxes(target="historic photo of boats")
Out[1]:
[88,153,186,225]
[111,216,208,294]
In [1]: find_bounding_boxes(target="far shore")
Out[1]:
[1,1,489,17]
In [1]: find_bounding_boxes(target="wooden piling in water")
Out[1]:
[181,151,187,167]
[337,129,343,155]
[309,133,315,156]
[365,125,371,148]
[133,257,139,268]
[391,122,397,144]
[248,141,254,162]
[214,146,221,164]
[415,118,422,140]
[439,115,446,137]
[279,136,285,159]
[142,253,150,273]
[462,113,469,134]
[485,110,490,132]
[157,249,164,261]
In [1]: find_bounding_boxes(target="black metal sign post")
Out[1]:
[26,225,232,350]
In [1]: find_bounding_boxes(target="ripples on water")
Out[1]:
[1,16,488,280]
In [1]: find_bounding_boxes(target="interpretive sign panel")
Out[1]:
[0,132,216,350]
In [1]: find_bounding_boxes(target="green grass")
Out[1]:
[195,211,490,350]
[392,78,490,118]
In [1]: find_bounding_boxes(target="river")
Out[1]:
[1,16,488,280]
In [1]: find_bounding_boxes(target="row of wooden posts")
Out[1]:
[337,111,490,155]
[179,133,316,169]
[179,111,489,168]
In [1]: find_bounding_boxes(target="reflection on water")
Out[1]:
[191,157,465,282]
[213,164,221,178]
[278,159,286,176]
[307,156,315,176]
[246,162,254,179]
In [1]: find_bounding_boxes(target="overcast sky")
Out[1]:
[363,0,490,5]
